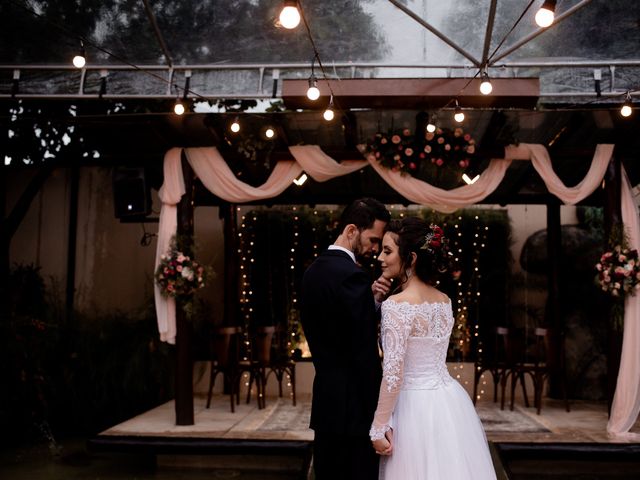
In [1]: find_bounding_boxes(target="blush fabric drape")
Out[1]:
[154,143,638,436]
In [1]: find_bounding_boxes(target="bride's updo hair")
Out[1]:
[394,217,452,285]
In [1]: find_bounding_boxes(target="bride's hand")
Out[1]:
[372,436,391,456]
[372,428,393,456]
[372,275,392,303]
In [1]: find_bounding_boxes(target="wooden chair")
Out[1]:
[238,326,276,409]
[473,326,511,407]
[205,326,241,412]
[267,324,297,406]
[510,327,570,414]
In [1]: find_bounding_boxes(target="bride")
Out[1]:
[369,217,496,479]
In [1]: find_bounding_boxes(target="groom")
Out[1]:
[301,198,391,479]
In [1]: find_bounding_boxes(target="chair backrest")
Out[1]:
[495,326,510,363]
[252,326,276,364]
[212,326,241,368]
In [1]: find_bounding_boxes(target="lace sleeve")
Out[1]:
[369,301,412,441]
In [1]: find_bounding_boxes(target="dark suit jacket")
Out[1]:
[300,249,382,436]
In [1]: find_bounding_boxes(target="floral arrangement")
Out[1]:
[595,245,640,297]
[421,223,454,274]
[156,242,207,299]
[364,127,476,176]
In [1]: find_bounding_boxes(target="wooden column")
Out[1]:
[65,165,79,323]
[545,200,562,395]
[603,155,623,414]
[221,203,239,327]
[175,152,195,426]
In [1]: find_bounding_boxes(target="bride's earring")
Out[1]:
[406,269,412,279]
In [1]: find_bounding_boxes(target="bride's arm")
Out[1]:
[370,302,411,442]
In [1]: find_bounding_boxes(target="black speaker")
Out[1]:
[113,167,151,218]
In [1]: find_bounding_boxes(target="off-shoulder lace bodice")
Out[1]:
[370,299,454,440]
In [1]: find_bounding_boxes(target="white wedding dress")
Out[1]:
[370,299,496,480]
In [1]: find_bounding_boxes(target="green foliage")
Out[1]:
[1,1,387,64]
[0,265,173,444]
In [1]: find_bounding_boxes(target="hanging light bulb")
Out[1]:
[323,95,335,121]
[279,0,301,29]
[72,41,86,69]
[230,116,241,132]
[454,99,465,123]
[479,71,493,95]
[307,76,320,101]
[621,92,633,118]
[535,0,556,28]
[426,114,436,133]
[174,99,185,115]
[264,127,276,139]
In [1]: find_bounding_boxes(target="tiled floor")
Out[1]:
[101,394,640,444]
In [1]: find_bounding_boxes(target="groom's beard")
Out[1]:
[353,234,374,263]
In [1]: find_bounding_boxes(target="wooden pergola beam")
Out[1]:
[282,78,540,110]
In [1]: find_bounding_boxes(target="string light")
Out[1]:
[479,71,493,95]
[230,116,240,133]
[307,75,320,101]
[72,41,86,68]
[426,114,437,133]
[621,91,633,117]
[323,95,335,121]
[279,0,301,29]
[535,0,556,28]
[264,126,276,139]
[454,99,465,123]
[173,98,185,115]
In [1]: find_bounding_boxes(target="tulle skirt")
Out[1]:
[380,380,496,480]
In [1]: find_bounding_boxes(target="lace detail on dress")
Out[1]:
[370,299,455,439]
[380,300,453,392]
[369,423,391,441]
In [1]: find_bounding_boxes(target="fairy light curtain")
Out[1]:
[155,143,639,436]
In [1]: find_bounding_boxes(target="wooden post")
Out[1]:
[65,165,79,323]
[175,152,195,426]
[545,200,562,395]
[603,155,623,414]
[222,204,239,327]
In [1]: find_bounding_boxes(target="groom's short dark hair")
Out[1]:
[337,198,390,234]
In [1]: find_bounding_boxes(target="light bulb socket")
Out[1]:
[308,76,318,89]
[541,0,556,12]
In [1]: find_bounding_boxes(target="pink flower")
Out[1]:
[409,162,417,170]
[402,128,411,136]
[424,145,432,153]
[437,137,445,144]
[444,144,451,151]
[466,145,475,154]
[464,134,471,141]
[436,158,444,166]
[381,138,388,144]
[426,132,435,141]
[177,265,183,272]
[454,128,463,137]
[405,148,414,156]
[436,128,443,135]
[392,135,401,144]
[431,158,436,164]
[177,254,186,262]
[394,154,401,161]
[459,160,466,167]
[375,152,381,158]
[419,152,426,159]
